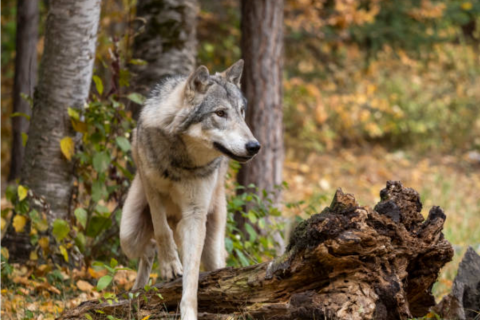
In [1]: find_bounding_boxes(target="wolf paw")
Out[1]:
[159,254,183,281]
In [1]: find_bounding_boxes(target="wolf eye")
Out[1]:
[215,110,226,118]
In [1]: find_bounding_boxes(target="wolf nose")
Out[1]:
[246,141,261,155]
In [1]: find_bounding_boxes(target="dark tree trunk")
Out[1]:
[20,0,101,220]
[59,181,453,320]
[237,0,285,250]
[132,0,198,94]
[8,0,39,182]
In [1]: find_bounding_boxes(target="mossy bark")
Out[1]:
[132,0,198,93]
[59,181,453,320]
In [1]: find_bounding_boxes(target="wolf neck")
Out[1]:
[166,133,223,180]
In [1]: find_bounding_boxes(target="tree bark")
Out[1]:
[237,0,285,251]
[8,0,39,182]
[20,0,101,219]
[132,0,198,94]
[59,181,453,320]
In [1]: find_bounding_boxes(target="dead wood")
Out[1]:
[432,246,480,320]
[59,181,453,320]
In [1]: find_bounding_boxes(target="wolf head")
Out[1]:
[177,60,260,163]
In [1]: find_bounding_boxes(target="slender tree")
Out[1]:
[237,0,285,250]
[132,0,198,94]
[8,0,39,182]
[21,0,102,220]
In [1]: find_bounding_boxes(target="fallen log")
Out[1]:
[59,181,453,320]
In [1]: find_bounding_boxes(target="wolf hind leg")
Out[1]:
[120,175,155,288]
[132,240,156,290]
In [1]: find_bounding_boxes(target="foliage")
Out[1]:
[225,183,285,267]
[283,43,480,153]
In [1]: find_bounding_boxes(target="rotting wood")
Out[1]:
[59,181,453,320]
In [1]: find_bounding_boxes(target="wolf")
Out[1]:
[119,60,260,320]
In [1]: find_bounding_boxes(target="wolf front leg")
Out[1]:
[202,189,227,271]
[144,184,183,281]
[176,204,207,320]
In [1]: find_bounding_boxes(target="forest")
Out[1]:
[1,0,480,319]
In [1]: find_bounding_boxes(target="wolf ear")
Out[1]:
[185,65,212,100]
[221,59,244,87]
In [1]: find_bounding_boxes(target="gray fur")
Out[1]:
[120,60,258,320]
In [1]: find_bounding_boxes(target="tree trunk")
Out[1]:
[21,0,101,220]
[132,0,198,94]
[8,0,39,182]
[59,181,453,320]
[237,0,285,251]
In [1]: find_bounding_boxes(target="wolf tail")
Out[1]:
[120,174,154,259]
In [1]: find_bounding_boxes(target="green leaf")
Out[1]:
[67,107,80,121]
[115,136,131,152]
[74,208,87,229]
[21,132,28,147]
[93,152,110,173]
[85,314,93,320]
[92,75,104,95]
[245,223,257,242]
[96,275,113,291]
[52,219,70,242]
[75,232,86,253]
[86,216,111,238]
[20,93,33,107]
[110,258,118,268]
[119,69,131,87]
[129,59,147,65]
[127,93,145,105]
[235,249,250,267]
[225,237,233,253]
[92,181,108,202]
[95,204,110,216]
[247,210,257,224]
[10,112,31,121]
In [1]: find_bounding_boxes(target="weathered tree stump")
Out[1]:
[59,181,453,320]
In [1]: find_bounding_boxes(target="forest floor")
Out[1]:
[2,147,480,319]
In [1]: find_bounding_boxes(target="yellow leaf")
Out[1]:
[461,2,472,10]
[30,250,38,261]
[71,119,88,133]
[59,245,69,262]
[60,137,75,161]
[1,247,9,260]
[13,215,27,233]
[1,218,6,231]
[17,185,28,201]
[76,280,94,292]
[88,267,108,279]
[141,316,151,320]
[39,237,50,250]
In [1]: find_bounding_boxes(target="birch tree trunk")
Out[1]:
[237,0,285,250]
[132,0,198,94]
[21,0,101,220]
[8,0,39,182]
